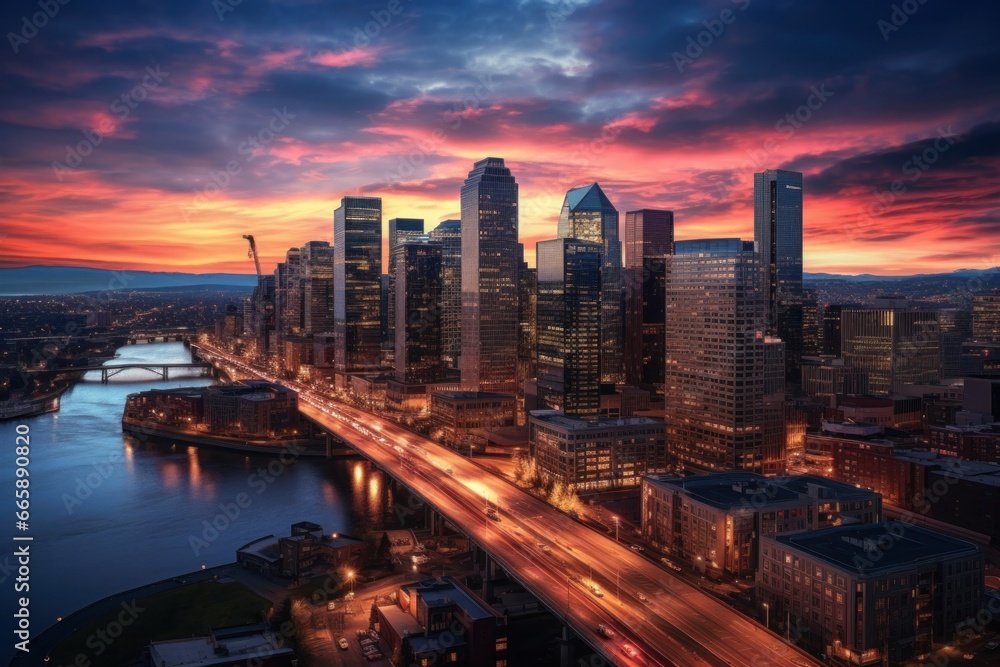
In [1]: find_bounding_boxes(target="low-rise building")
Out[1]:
[376,577,507,667]
[430,391,516,448]
[758,523,983,665]
[641,473,881,577]
[530,409,666,491]
[148,623,296,667]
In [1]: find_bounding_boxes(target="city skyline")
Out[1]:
[1,2,998,275]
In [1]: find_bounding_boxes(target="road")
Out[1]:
[198,344,823,667]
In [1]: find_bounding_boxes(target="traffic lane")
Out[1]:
[303,401,811,667]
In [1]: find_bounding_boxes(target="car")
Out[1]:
[590,585,604,598]
[486,507,501,521]
[987,641,1000,651]
[597,623,616,639]
[445,468,453,476]
[630,544,644,553]
[621,644,639,659]
[660,558,681,572]
[637,592,650,603]
[327,600,337,611]
[964,654,975,660]
[536,543,551,552]
[337,637,349,650]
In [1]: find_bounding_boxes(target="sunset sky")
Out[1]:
[1,0,997,275]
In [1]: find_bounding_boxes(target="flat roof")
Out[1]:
[775,474,879,501]
[404,577,496,621]
[432,391,514,401]
[644,472,802,510]
[771,523,980,575]
[529,409,663,431]
[236,535,281,562]
[149,631,292,667]
[379,604,423,637]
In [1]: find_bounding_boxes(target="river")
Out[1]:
[0,342,387,663]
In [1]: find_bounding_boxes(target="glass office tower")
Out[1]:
[623,208,674,391]
[460,158,519,394]
[333,196,383,373]
[754,169,803,384]
[429,219,462,368]
[558,183,623,384]
[536,238,603,420]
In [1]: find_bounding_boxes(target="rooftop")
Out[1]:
[432,391,514,401]
[148,626,292,667]
[644,472,802,510]
[403,577,498,621]
[528,409,664,430]
[771,523,980,575]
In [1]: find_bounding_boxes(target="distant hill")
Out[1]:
[805,267,1000,306]
[0,266,258,296]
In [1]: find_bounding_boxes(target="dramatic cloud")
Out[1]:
[0,0,997,274]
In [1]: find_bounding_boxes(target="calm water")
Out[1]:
[0,342,386,662]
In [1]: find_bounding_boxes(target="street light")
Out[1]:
[347,570,355,595]
[612,515,620,543]
[763,602,770,629]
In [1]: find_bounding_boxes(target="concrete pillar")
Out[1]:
[558,626,574,667]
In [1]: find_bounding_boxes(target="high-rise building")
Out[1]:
[972,290,1000,342]
[460,158,519,394]
[623,209,674,391]
[536,238,603,420]
[393,237,444,385]
[665,239,785,475]
[822,304,844,356]
[300,241,336,335]
[429,219,462,368]
[386,218,425,350]
[754,169,803,383]
[517,244,537,393]
[558,183,624,384]
[274,246,302,347]
[333,196,383,374]
[841,308,941,395]
[801,288,821,356]
[939,307,971,378]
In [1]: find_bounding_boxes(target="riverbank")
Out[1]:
[121,417,354,458]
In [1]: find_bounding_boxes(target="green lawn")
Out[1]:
[47,580,274,666]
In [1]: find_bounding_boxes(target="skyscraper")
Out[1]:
[822,304,844,356]
[394,237,444,385]
[460,158,519,394]
[665,239,785,475]
[333,196,383,374]
[754,169,803,383]
[536,238,603,420]
[300,240,336,335]
[558,183,624,384]
[387,218,425,351]
[428,219,462,368]
[517,243,537,394]
[623,208,674,390]
[973,290,1000,342]
[801,288,821,356]
[274,246,302,347]
[841,307,941,394]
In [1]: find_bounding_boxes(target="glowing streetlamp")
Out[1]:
[347,570,355,595]
[763,602,770,629]
[612,515,620,542]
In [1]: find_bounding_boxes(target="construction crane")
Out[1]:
[242,234,274,349]
[243,234,262,281]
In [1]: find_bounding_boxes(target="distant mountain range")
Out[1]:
[803,268,1000,282]
[0,266,257,296]
[0,265,996,298]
